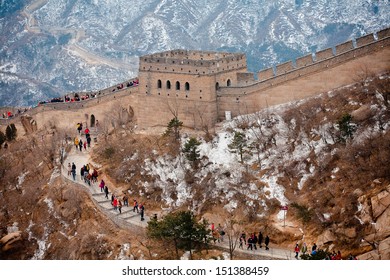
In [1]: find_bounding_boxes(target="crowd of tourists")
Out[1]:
[37,79,139,106]
[293,242,357,260]
[210,223,271,251]
[73,124,92,151]
[106,188,145,221]
[1,108,30,119]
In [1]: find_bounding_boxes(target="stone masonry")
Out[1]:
[3,28,389,133]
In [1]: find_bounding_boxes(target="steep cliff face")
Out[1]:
[1,0,389,106]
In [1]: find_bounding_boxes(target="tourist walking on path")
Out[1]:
[77,123,82,134]
[239,236,244,249]
[247,236,253,250]
[265,235,270,250]
[240,232,246,246]
[113,196,118,211]
[71,162,76,180]
[133,200,139,213]
[294,243,300,259]
[104,185,109,199]
[218,224,225,242]
[311,243,317,255]
[301,242,307,256]
[140,203,145,221]
[74,137,79,150]
[79,139,83,151]
[67,163,72,176]
[99,180,105,192]
[258,231,263,248]
[252,233,258,250]
[123,194,128,207]
[118,200,122,214]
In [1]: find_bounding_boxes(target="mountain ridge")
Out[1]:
[0,0,389,106]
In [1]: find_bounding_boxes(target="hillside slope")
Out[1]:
[1,73,389,259]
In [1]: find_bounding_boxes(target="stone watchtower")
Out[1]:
[136,49,248,130]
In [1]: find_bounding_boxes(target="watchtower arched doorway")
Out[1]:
[90,114,96,127]
[215,82,220,90]
[227,79,231,87]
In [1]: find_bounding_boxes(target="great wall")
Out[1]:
[1,27,389,133]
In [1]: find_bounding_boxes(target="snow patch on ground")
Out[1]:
[323,213,331,220]
[180,251,191,260]
[16,171,29,190]
[117,243,131,260]
[262,176,288,205]
[31,226,49,260]
[7,222,19,234]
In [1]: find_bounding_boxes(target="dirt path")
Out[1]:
[61,137,294,260]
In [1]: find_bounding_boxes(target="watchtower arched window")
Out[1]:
[185,82,190,91]
[176,81,180,90]
[166,80,171,89]
[157,80,162,89]
[227,79,231,87]
[215,82,220,90]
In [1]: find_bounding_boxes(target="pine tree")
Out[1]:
[5,124,17,141]
[228,131,248,163]
[147,211,210,259]
[336,113,355,143]
[164,117,183,140]
[182,137,201,165]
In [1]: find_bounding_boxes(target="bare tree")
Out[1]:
[224,216,242,260]
[353,64,375,86]
[193,102,214,141]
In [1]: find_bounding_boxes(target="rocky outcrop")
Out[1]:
[20,115,37,134]
[375,206,390,240]
[378,236,390,260]
[351,105,373,121]
[358,249,380,260]
[371,187,390,220]
[317,229,336,246]
[0,231,22,252]
[358,236,390,260]
[356,183,390,260]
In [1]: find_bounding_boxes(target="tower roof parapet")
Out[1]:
[139,49,247,74]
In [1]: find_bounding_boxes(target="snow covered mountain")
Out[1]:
[1,0,389,106]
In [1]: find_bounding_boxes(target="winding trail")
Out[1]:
[60,136,294,260]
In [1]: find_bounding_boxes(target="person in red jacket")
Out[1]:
[294,243,300,259]
[113,197,118,211]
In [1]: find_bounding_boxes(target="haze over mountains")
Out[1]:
[1,0,389,106]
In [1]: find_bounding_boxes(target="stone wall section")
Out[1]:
[315,48,334,61]
[217,38,390,121]
[295,54,313,68]
[237,72,256,86]
[356,33,375,47]
[377,27,390,40]
[335,41,354,54]
[275,61,294,75]
[257,67,275,81]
